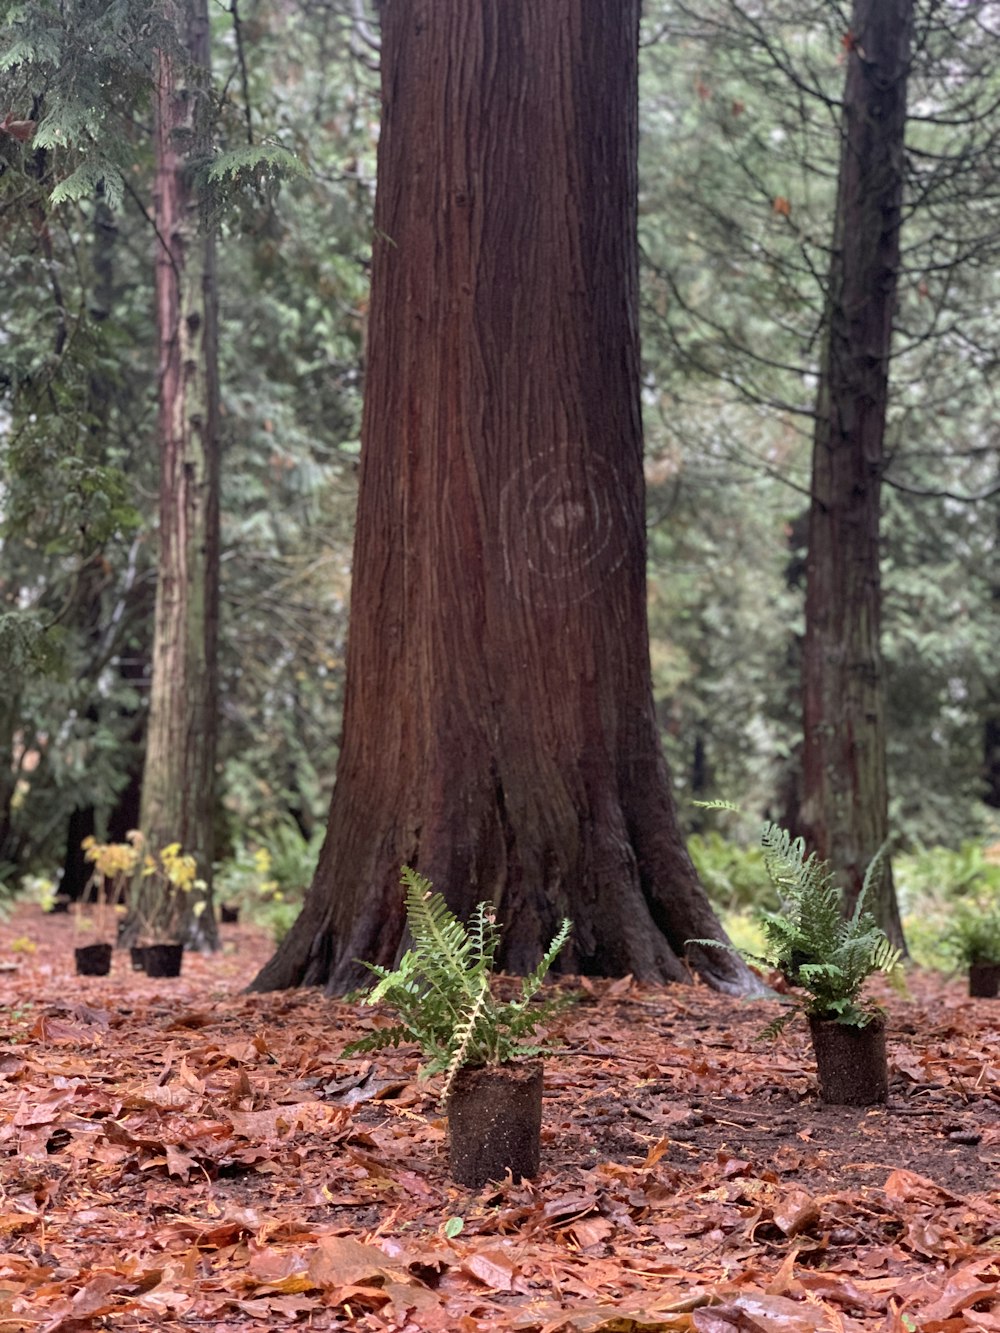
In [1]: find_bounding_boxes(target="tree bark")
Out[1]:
[801,0,912,945]
[137,0,220,947]
[251,0,756,996]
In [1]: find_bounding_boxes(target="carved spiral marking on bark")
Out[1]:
[500,448,628,606]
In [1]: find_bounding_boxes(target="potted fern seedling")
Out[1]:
[690,823,902,1105]
[943,899,1000,997]
[344,867,571,1188]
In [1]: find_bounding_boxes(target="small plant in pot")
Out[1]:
[75,833,142,975]
[690,823,902,1105]
[214,843,278,924]
[343,867,571,1188]
[943,900,1000,997]
[129,837,206,976]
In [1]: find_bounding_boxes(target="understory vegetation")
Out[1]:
[695,831,1000,973]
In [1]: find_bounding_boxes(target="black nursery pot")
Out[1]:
[130,946,147,972]
[75,942,113,976]
[220,903,240,924]
[447,1060,543,1189]
[969,963,1000,998]
[808,1015,888,1105]
[141,943,184,978]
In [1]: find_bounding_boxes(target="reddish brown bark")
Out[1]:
[137,0,220,947]
[251,0,755,996]
[801,0,912,944]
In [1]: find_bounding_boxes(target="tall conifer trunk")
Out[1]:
[801,0,912,943]
[138,0,220,946]
[252,0,755,996]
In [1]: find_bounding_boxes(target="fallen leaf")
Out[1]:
[461,1248,518,1291]
[771,1189,820,1238]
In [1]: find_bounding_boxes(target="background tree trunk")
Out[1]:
[801,0,912,945]
[252,0,756,996]
[58,183,124,907]
[137,0,220,947]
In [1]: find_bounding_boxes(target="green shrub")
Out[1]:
[261,820,323,896]
[688,831,769,911]
[895,841,1000,970]
[214,842,277,912]
[214,821,320,943]
[895,841,1000,912]
[942,900,1000,967]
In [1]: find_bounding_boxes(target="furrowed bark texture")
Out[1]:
[251,0,755,996]
[139,0,220,947]
[802,0,912,946]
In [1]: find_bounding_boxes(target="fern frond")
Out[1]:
[467,900,502,976]
[403,870,476,980]
[399,869,477,1022]
[441,975,492,1100]
[686,935,771,972]
[699,821,900,1036]
[520,917,572,1003]
[853,841,889,924]
[342,1024,415,1057]
[758,1007,799,1041]
[342,868,572,1092]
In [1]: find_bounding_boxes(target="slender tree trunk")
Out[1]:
[801,0,912,945]
[983,466,1000,809]
[0,685,21,875]
[983,716,1000,808]
[137,0,220,947]
[59,183,121,905]
[252,0,756,996]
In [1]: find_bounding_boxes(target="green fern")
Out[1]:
[942,898,1000,966]
[690,823,901,1031]
[343,867,572,1100]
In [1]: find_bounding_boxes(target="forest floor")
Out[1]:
[1,904,999,1332]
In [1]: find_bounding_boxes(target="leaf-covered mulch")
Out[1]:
[2,902,999,1331]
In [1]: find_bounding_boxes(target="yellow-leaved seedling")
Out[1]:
[81,832,206,943]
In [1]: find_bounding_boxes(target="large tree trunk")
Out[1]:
[137,0,220,948]
[252,0,755,996]
[801,0,912,945]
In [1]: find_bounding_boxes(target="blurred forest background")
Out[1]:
[2,0,999,966]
